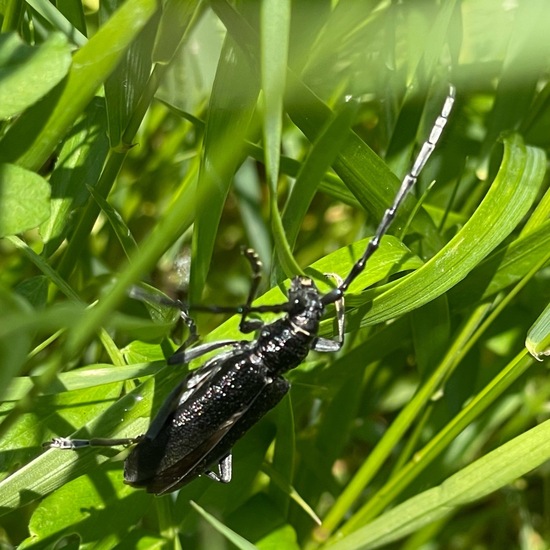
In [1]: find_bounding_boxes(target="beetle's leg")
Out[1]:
[178,307,199,348]
[169,338,249,365]
[129,286,200,350]
[45,435,143,450]
[313,273,345,352]
[204,453,232,483]
[238,247,265,333]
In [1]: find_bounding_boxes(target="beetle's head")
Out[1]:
[287,276,322,313]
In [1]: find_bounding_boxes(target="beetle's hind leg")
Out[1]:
[45,435,143,450]
[204,453,232,483]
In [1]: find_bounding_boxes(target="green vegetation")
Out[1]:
[0,1,549,548]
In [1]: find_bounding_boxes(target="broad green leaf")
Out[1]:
[22,468,150,548]
[0,0,158,170]
[0,163,50,236]
[40,98,109,256]
[0,32,72,119]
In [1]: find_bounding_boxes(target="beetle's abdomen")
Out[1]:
[124,351,286,493]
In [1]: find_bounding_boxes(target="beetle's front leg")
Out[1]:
[313,273,345,352]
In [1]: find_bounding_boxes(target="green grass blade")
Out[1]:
[88,185,138,259]
[26,0,87,46]
[345,134,547,327]
[282,100,359,251]
[526,302,550,360]
[189,36,260,301]
[330,404,550,550]
[190,501,258,550]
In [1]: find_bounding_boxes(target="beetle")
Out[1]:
[47,86,455,494]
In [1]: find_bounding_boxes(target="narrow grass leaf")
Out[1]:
[0,375,157,513]
[449,219,550,308]
[341,347,534,535]
[4,363,160,401]
[262,462,321,526]
[261,0,289,186]
[521,182,550,236]
[88,185,138,259]
[55,0,87,35]
[346,134,546,327]
[102,5,157,149]
[526,302,550,360]
[189,37,260,301]
[210,0,445,251]
[286,72,445,254]
[152,0,201,64]
[260,0,298,277]
[190,500,257,550]
[25,0,87,46]
[282,99,359,250]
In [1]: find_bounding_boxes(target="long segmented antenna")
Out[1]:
[322,84,455,305]
[129,86,454,316]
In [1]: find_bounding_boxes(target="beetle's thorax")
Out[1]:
[254,277,324,375]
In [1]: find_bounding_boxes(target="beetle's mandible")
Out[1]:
[46,86,455,494]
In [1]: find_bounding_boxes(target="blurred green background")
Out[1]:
[0,1,549,548]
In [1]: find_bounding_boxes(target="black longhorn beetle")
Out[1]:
[46,86,455,494]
